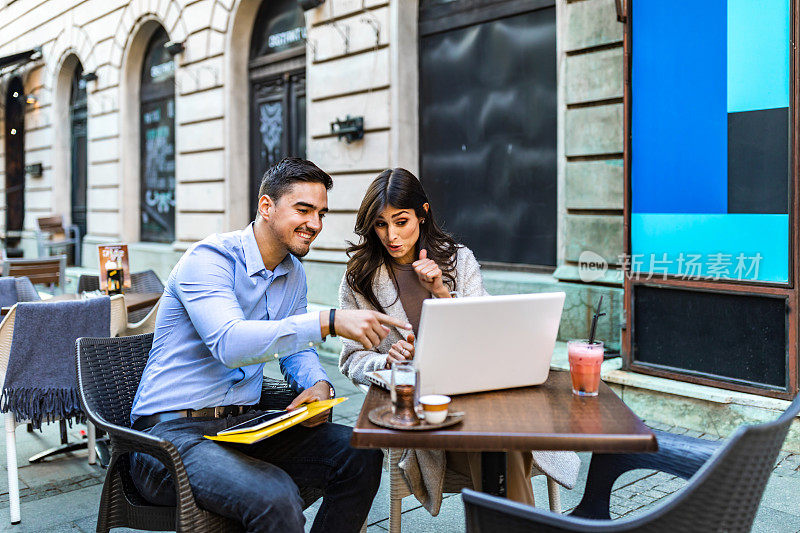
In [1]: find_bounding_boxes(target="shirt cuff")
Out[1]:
[298,364,331,392]
[295,311,323,344]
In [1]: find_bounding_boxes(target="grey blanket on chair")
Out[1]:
[0,297,110,428]
[0,277,18,308]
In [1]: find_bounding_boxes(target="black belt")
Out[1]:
[132,405,251,432]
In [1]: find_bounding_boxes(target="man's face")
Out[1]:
[260,182,328,257]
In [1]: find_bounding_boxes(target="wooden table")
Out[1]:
[351,370,657,496]
[0,292,162,316]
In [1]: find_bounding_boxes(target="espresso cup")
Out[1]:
[419,394,450,424]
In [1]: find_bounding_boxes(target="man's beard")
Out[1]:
[287,240,311,257]
[268,222,314,258]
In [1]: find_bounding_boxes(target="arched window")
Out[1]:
[249,0,307,213]
[140,27,176,243]
[70,62,87,243]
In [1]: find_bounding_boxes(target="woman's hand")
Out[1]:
[412,249,449,298]
[385,333,415,368]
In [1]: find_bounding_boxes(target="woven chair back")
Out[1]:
[649,394,800,532]
[77,274,100,293]
[76,333,153,429]
[130,270,164,294]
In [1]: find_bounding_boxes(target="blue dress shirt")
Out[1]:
[131,223,330,423]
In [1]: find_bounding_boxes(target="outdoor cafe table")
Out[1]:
[350,370,658,497]
[0,291,162,317]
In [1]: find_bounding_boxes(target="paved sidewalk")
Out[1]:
[1,357,799,532]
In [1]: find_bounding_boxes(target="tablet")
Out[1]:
[216,407,308,436]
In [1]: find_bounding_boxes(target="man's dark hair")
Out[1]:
[258,157,333,202]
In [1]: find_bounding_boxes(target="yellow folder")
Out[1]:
[204,397,348,445]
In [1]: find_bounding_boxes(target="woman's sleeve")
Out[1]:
[338,275,390,385]
[457,247,490,297]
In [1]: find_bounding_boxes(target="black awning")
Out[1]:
[0,48,41,70]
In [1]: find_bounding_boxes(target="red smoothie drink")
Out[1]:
[567,340,604,396]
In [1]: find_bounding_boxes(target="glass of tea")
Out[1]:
[390,360,419,426]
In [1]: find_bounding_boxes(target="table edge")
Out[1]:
[350,427,659,453]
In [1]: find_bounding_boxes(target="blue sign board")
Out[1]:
[631,0,791,283]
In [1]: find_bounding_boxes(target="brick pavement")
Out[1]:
[0,472,104,507]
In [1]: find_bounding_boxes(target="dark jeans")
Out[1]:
[130,413,383,533]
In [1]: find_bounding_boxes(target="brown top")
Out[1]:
[351,370,658,453]
[390,262,430,336]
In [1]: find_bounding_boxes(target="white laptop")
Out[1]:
[414,292,566,396]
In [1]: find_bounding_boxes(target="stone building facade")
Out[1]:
[0,0,624,348]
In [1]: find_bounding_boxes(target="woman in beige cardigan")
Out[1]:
[339,168,579,514]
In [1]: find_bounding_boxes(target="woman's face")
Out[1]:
[373,204,428,264]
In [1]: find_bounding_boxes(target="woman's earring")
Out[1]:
[421,219,426,224]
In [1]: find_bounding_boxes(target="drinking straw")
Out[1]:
[588,296,606,345]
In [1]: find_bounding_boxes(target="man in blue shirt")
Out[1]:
[129,158,410,533]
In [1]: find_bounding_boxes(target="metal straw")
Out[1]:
[588,295,606,345]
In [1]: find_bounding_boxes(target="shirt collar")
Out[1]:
[242,223,295,279]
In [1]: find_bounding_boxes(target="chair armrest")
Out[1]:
[255,377,339,421]
[82,409,186,481]
[463,489,620,533]
[95,417,203,527]
[125,320,154,337]
[36,229,78,244]
[570,429,721,519]
[67,224,80,240]
[125,299,161,336]
[40,236,78,244]
[258,377,299,410]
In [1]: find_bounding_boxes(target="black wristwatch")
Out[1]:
[329,308,337,337]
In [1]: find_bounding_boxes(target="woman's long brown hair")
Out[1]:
[345,168,460,313]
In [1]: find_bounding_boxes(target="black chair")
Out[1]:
[77,274,100,293]
[130,269,164,293]
[128,270,164,322]
[462,394,800,533]
[76,333,323,532]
